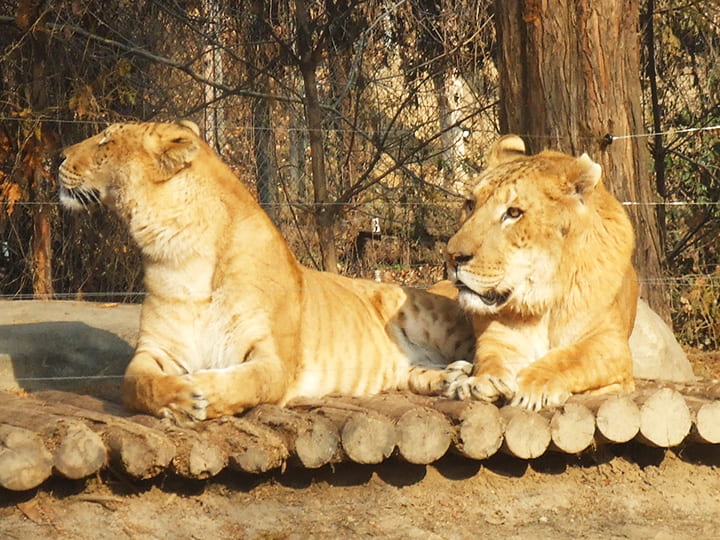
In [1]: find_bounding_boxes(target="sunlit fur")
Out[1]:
[442,135,638,411]
[58,121,474,423]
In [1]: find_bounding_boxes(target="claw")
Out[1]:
[446,360,474,375]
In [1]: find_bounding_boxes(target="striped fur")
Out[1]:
[443,135,638,411]
[59,121,474,422]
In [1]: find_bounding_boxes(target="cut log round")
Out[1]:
[52,421,106,480]
[245,404,341,469]
[0,393,108,480]
[104,424,176,479]
[395,407,452,464]
[342,394,452,464]
[293,418,341,468]
[500,407,551,459]
[289,397,398,465]
[185,439,227,478]
[433,400,504,460]
[340,412,396,464]
[593,395,641,444]
[687,399,720,444]
[198,417,288,474]
[0,424,53,491]
[549,402,595,454]
[637,388,692,447]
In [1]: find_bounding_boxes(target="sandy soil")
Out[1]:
[1,446,719,539]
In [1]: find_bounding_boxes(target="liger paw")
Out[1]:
[158,376,209,424]
[445,364,517,403]
[510,368,571,411]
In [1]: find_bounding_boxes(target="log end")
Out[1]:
[53,423,107,480]
[550,402,595,454]
[395,408,452,465]
[294,419,341,469]
[596,395,641,443]
[456,401,504,460]
[341,413,396,465]
[0,425,53,491]
[639,388,692,447]
[500,407,551,460]
[693,401,720,444]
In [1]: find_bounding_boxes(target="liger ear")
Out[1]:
[567,153,602,199]
[175,119,201,136]
[155,122,201,180]
[485,135,526,168]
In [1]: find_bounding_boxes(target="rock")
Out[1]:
[630,298,695,383]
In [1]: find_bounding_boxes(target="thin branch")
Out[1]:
[27,18,304,106]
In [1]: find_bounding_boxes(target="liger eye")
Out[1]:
[503,207,524,221]
[462,198,475,215]
[460,198,476,223]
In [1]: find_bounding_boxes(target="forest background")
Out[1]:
[0,0,718,353]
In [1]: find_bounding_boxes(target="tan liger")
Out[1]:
[440,135,638,411]
[59,121,473,422]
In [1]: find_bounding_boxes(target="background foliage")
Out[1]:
[0,0,718,349]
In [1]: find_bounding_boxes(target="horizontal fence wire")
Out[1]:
[2,200,720,208]
[1,115,720,136]
[1,277,719,302]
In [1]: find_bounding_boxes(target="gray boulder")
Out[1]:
[630,298,695,382]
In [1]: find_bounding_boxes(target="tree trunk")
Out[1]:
[21,5,56,299]
[250,0,279,223]
[31,202,52,298]
[295,0,338,272]
[495,0,669,321]
[253,99,279,223]
[433,69,468,193]
[202,0,226,155]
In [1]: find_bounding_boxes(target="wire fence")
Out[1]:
[1,122,718,350]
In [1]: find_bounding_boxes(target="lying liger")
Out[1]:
[440,135,638,411]
[59,121,473,422]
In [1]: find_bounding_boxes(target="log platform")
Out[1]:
[1,380,719,491]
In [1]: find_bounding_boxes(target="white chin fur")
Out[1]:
[457,288,499,314]
[59,190,84,210]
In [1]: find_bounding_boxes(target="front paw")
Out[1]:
[445,364,517,403]
[157,375,209,424]
[510,367,570,411]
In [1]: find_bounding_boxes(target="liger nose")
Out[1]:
[448,252,472,267]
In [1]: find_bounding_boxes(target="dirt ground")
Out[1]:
[1,444,719,539]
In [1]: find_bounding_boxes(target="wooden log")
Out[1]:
[394,407,452,464]
[635,379,720,400]
[432,399,504,460]
[244,404,341,469]
[499,406,551,459]
[340,413,396,464]
[32,391,222,479]
[637,387,692,447]
[685,398,720,444]
[547,402,596,454]
[24,392,301,476]
[341,394,452,465]
[104,424,176,479]
[197,416,288,474]
[49,421,106,480]
[0,423,52,491]
[33,390,128,416]
[130,415,226,480]
[592,395,641,444]
[0,395,107,480]
[290,399,396,465]
[1,391,177,479]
